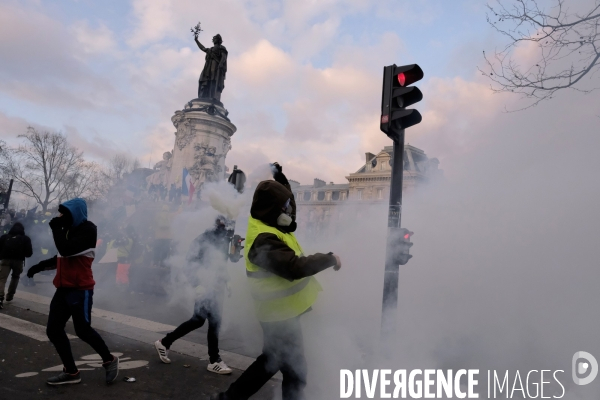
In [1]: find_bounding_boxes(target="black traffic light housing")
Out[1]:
[229,234,245,263]
[380,64,424,137]
[387,228,414,266]
[380,64,422,336]
[227,165,246,193]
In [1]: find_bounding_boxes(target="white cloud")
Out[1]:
[71,20,117,55]
[232,39,296,87]
[2,0,598,191]
[127,0,175,48]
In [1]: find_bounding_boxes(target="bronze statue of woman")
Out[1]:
[195,32,227,101]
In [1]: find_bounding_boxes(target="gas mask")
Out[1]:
[276,198,293,227]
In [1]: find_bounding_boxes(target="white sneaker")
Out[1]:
[154,340,171,364]
[207,359,232,375]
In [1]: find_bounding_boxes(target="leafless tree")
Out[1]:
[60,162,111,204]
[0,140,9,193]
[0,127,108,211]
[481,0,600,109]
[107,153,132,182]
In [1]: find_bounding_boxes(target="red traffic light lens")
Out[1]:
[404,233,410,239]
[398,73,406,86]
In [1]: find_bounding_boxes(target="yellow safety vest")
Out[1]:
[245,217,322,322]
[117,238,133,260]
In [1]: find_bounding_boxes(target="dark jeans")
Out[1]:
[0,259,23,301]
[153,239,171,267]
[225,316,307,400]
[47,288,113,373]
[161,299,222,363]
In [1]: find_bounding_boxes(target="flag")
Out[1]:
[182,168,195,204]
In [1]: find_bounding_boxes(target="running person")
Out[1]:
[27,198,119,385]
[154,217,237,374]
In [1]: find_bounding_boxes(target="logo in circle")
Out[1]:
[572,351,598,385]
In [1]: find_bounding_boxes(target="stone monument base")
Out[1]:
[167,98,237,192]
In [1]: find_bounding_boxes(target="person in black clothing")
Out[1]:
[211,163,341,400]
[0,222,33,309]
[154,217,236,374]
[169,184,176,202]
[27,198,119,386]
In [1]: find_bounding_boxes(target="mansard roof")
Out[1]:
[353,144,428,174]
[293,144,436,188]
[294,183,349,191]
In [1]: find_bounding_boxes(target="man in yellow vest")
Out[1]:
[212,163,341,400]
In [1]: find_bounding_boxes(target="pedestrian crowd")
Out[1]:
[0,163,342,400]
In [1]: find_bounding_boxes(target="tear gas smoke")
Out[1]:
[60,121,598,400]
[206,180,248,220]
[292,104,600,398]
[160,133,600,398]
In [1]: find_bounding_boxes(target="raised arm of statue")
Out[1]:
[194,36,207,53]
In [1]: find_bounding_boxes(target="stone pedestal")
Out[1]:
[168,98,236,191]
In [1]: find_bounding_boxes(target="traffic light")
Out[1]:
[227,165,246,193]
[229,234,245,263]
[388,228,413,265]
[396,228,413,265]
[380,64,424,138]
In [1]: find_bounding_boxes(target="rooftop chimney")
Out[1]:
[365,152,376,164]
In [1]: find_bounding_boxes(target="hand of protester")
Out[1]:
[48,217,62,230]
[27,263,43,278]
[271,162,289,186]
[271,162,283,174]
[332,254,342,271]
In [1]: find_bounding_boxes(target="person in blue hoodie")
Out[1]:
[27,198,119,386]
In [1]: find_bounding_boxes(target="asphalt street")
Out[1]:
[0,281,279,399]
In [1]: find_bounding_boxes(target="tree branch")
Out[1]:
[482,0,600,110]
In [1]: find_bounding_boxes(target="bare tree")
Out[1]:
[61,162,111,204]
[107,153,132,182]
[0,140,9,193]
[0,127,107,211]
[481,0,600,109]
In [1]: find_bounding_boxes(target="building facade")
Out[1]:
[292,144,440,236]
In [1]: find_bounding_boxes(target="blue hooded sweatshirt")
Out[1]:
[59,198,87,227]
[52,197,97,289]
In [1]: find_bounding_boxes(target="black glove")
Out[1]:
[48,217,62,231]
[271,162,283,174]
[27,263,44,278]
[271,162,289,186]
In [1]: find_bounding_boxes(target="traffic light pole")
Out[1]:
[379,62,422,341]
[381,130,405,338]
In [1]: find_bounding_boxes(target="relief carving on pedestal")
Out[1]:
[222,139,232,155]
[188,140,224,184]
[174,113,196,150]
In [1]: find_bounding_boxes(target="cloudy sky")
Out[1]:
[0,0,598,185]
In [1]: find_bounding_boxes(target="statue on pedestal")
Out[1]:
[193,23,227,101]
[146,151,173,187]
